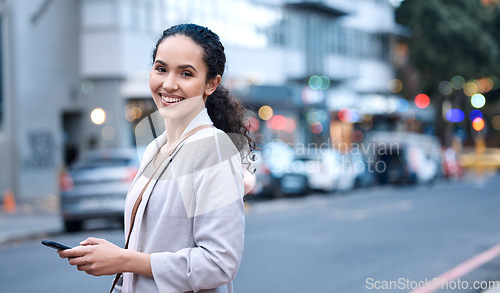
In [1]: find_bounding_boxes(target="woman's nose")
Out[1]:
[162,74,179,91]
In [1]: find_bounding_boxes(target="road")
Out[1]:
[1,173,500,293]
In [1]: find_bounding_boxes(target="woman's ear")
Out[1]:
[205,75,222,96]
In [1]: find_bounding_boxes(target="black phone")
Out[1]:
[41,240,72,250]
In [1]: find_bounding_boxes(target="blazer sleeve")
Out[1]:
[149,131,245,292]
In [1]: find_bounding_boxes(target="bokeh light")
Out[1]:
[352,130,363,143]
[472,117,485,131]
[389,79,403,93]
[269,115,286,130]
[124,105,142,121]
[396,99,409,112]
[102,125,115,140]
[245,117,260,132]
[439,81,453,96]
[306,108,328,124]
[471,93,486,108]
[463,82,478,97]
[415,94,430,109]
[311,122,323,134]
[469,109,483,121]
[446,109,465,123]
[492,116,500,130]
[477,77,494,93]
[451,76,465,90]
[360,116,373,130]
[308,75,330,90]
[258,105,273,120]
[91,108,106,125]
[309,75,322,89]
[320,76,330,90]
[338,108,352,122]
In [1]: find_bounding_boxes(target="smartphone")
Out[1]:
[41,240,72,250]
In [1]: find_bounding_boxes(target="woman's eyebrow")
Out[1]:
[178,64,197,72]
[154,60,167,66]
[154,60,197,73]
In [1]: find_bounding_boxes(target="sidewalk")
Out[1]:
[0,195,62,246]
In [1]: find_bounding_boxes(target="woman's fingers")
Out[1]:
[68,255,89,266]
[59,238,124,276]
[58,245,88,259]
[80,237,102,246]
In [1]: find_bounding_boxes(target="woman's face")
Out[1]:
[150,35,219,122]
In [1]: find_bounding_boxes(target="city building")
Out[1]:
[0,0,405,199]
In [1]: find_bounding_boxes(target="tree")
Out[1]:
[396,0,500,146]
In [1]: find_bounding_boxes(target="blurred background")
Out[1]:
[1,0,500,292]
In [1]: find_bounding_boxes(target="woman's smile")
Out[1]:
[159,93,185,106]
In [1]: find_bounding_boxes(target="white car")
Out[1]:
[293,149,356,193]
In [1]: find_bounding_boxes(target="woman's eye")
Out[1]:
[156,67,166,73]
[181,71,193,77]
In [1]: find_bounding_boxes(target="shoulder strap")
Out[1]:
[110,124,213,292]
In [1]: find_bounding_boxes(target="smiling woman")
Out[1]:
[58,24,255,293]
[149,34,217,126]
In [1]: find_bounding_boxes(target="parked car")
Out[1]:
[351,150,375,188]
[365,131,441,186]
[376,149,417,185]
[293,148,359,193]
[59,148,140,232]
[247,142,308,199]
[293,149,341,193]
[335,151,358,192]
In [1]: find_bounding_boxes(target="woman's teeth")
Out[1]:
[161,96,183,103]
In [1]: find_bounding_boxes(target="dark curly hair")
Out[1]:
[152,23,256,159]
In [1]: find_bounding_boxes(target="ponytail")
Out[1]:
[206,85,256,154]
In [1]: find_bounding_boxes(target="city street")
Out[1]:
[1,174,500,293]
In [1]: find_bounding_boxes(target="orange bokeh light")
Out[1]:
[472,117,485,131]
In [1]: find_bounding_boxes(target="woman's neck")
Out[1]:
[163,107,205,148]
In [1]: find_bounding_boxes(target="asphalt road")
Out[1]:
[1,173,499,293]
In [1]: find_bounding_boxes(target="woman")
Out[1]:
[59,23,254,293]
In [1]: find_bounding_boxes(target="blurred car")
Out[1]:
[335,152,359,192]
[351,151,375,188]
[366,131,441,185]
[247,141,308,199]
[59,148,139,232]
[293,149,341,193]
[376,148,416,185]
[293,148,359,193]
[408,144,440,184]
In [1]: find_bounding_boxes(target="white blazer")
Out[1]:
[114,108,245,293]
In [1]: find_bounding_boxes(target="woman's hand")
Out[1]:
[58,237,125,276]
